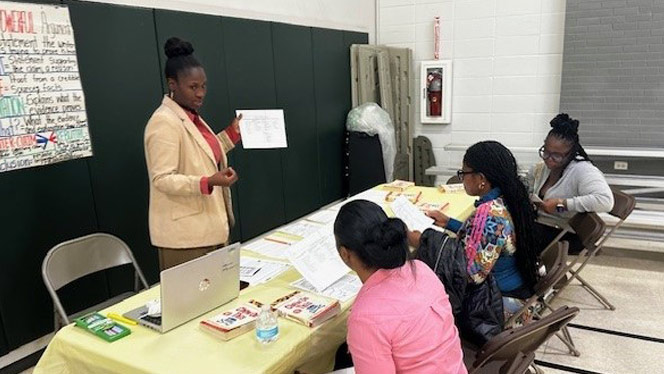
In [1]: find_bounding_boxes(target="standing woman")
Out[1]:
[144,37,242,270]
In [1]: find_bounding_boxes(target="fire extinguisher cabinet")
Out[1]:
[420,60,452,124]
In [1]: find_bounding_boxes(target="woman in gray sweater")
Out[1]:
[528,113,614,254]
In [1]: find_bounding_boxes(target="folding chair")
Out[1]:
[504,241,579,356]
[42,233,149,330]
[549,190,636,311]
[465,306,580,374]
[505,241,569,327]
[502,352,536,374]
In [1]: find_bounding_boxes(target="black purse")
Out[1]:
[415,229,504,347]
[458,273,504,347]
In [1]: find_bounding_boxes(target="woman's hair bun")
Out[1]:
[164,37,194,59]
[369,218,406,250]
[549,113,579,135]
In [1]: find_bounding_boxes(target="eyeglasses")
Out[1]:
[539,146,571,163]
[456,169,477,179]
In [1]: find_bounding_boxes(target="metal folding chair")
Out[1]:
[549,190,636,311]
[465,306,580,374]
[42,233,149,330]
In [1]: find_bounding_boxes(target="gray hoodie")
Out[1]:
[527,160,614,219]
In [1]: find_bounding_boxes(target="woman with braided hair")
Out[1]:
[410,141,540,300]
[528,113,614,254]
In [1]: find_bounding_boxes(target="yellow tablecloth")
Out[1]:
[34,185,475,374]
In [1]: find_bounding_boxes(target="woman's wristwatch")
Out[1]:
[555,198,567,213]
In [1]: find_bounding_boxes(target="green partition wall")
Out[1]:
[0,0,367,353]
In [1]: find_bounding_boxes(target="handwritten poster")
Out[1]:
[0,1,91,173]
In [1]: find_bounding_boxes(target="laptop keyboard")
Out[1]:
[141,315,162,326]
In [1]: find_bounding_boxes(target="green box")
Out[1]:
[74,312,131,343]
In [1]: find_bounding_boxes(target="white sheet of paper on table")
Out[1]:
[240,257,291,285]
[328,189,389,211]
[242,239,290,260]
[277,220,324,238]
[291,274,362,302]
[391,195,435,232]
[287,227,350,292]
[305,210,338,225]
[236,109,288,149]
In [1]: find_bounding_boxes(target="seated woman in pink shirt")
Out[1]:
[333,200,467,374]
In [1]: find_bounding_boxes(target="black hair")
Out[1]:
[164,37,202,80]
[333,200,409,270]
[463,141,539,288]
[547,113,592,163]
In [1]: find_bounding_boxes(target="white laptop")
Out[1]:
[123,243,240,333]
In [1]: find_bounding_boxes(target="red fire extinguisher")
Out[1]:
[427,70,442,117]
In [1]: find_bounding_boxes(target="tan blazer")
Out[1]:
[144,96,235,249]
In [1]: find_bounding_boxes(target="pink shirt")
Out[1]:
[348,260,467,374]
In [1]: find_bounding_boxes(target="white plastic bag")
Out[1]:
[346,103,397,182]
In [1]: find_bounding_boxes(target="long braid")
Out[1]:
[464,141,540,288]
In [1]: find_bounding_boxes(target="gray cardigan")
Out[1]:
[527,160,614,218]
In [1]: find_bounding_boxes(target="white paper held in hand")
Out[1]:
[391,196,435,232]
[236,109,288,149]
[287,227,350,292]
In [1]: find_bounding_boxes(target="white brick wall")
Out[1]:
[379,0,566,181]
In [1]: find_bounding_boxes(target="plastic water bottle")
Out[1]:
[255,304,279,344]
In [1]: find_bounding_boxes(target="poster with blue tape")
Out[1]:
[0,1,91,173]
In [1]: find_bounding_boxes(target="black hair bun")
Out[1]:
[550,113,579,136]
[369,218,407,250]
[164,37,194,59]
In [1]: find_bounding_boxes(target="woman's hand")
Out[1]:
[539,198,564,214]
[426,210,450,228]
[230,113,242,134]
[407,230,422,248]
[209,167,238,187]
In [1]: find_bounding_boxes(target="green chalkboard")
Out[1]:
[222,17,285,240]
[344,31,369,48]
[67,1,162,286]
[312,28,351,204]
[272,23,321,222]
[0,0,65,356]
[0,159,98,348]
[0,320,6,357]
[0,1,367,354]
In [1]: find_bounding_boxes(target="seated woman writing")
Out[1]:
[409,141,540,329]
[333,200,467,374]
[528,113,614,254]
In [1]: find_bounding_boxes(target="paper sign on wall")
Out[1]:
[0,2,92,173]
